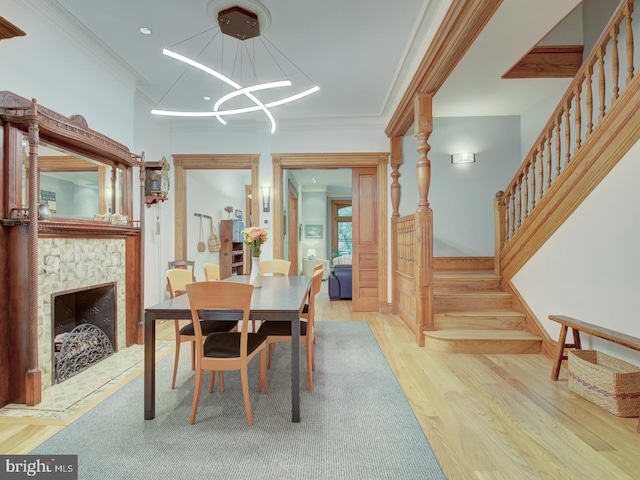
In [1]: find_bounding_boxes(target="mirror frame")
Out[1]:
[0,91,142,230]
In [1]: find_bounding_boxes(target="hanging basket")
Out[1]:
[208,218,220,253]
[568,350,640,417]
[197,216,206,253]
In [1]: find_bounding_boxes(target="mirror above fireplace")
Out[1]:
[22,140,126,220]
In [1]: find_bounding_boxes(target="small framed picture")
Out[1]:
[235,209,242,220]
[305,224,323,239]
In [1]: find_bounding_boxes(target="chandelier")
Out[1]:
[151,0,319,133]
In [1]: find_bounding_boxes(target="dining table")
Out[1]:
[144,274,311,422]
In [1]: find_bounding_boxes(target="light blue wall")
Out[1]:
[400,116,521,256]
[301,191,328,260]
[582,0,620,56]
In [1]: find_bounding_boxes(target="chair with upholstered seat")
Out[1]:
[166,268,235,390]
[203,263,221,281]
[257,266,323,391]
[185,281,269,425]
[259,259,291,276]
[301,263,323,319]
[251,259,291,332]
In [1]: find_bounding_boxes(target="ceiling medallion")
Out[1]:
[151,0,319,133]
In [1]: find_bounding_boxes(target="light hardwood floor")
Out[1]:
[1,284,639,479]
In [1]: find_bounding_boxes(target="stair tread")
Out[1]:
[424,329,541,340]
[434,291,511,297]
[435,310,525,317]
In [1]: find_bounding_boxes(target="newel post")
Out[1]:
[494,190,507,276]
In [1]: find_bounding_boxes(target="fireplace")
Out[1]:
[51,282,118,383]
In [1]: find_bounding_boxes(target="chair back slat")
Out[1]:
[259,259,291,276]
[166,269,195,297]
[185,281,253,357]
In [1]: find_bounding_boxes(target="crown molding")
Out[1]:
[381,0,451,121]
[21,0,147,88]
[165,114,387,134]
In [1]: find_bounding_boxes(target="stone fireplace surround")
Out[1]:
[38,238,126,390]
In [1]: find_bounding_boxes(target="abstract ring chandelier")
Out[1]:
[151,1,319,133]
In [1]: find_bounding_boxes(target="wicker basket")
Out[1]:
[568,350,640,417]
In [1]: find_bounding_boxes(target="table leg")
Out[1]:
[291,314,300,422]
[144,312,156,420]
[551,325,568,381]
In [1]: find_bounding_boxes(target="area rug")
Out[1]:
[32,322,446,479]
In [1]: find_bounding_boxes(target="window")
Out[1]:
[331,200,352,256]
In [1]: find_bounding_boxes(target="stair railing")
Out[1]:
[495,0,636,270]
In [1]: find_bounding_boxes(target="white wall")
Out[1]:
[513,142,640,365]
[400,116,521,256]
[1,0,136,146]
[133,94,174,306]
[185,170,251,283]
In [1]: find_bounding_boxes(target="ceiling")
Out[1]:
[29,0,583,188]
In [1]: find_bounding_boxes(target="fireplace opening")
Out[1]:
[51,282,118,383]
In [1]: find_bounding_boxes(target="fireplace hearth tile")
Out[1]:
[0,341,173,421]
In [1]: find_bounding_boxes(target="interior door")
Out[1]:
[352,167,379,311]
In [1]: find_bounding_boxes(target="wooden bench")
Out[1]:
[548,314,640,432]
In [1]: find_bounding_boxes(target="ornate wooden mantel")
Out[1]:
[0,91,145,407]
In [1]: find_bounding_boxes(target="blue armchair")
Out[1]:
[328,264,352,300]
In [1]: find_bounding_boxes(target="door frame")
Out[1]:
[172,154,260,261]
[287,179,299,275]
[271,153,389,310]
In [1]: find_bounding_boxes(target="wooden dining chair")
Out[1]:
[259,259,291,276]
[203,263,221,281]
[257,266,323,391]
[301,263,324,319]
[166,269,235,390]
[185,281,269,426]
[168,260,195,276]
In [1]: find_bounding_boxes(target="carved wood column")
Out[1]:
[25,99,41,405]
[137,154,146,345]
[414,94,434,343]
[173,158,186,260]
[414,95,432,209]
[389,136,402,316]
[390,136,402,218]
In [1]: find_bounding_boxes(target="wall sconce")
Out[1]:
[262,186,271,212]
[450,152,476,164]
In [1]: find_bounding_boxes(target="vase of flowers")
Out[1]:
[241,226,268,288]
[224,205,234,220]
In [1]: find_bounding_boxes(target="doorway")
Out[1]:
[172,154,260,261]
[271,153,389,312]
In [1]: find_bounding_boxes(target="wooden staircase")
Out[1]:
[423,258,542,354]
